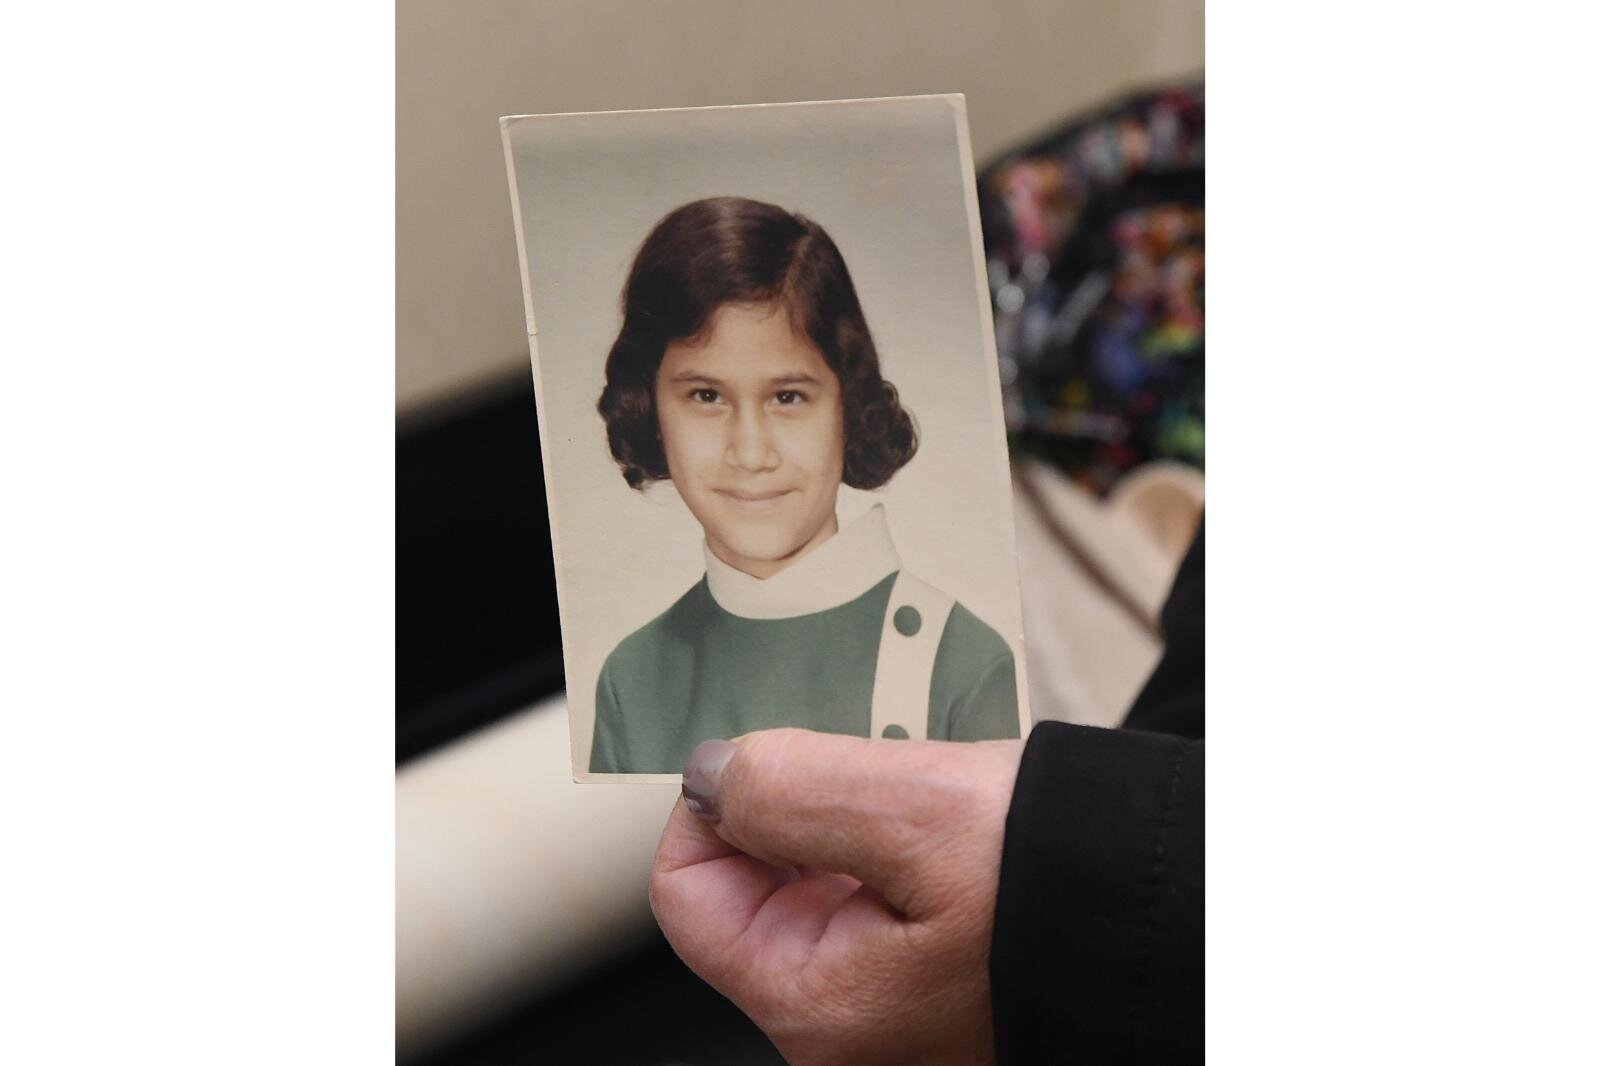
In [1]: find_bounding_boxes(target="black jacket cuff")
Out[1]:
[990,721,1204,1063]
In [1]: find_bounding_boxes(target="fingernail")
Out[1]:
[682,738,737,822]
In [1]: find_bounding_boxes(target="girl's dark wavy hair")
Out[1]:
[597,196,918,490]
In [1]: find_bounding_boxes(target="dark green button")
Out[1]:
[893,606,922,636]
[881,724,910,740]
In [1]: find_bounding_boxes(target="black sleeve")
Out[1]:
[989,521,1206,1062]
[990,722,1204,1064]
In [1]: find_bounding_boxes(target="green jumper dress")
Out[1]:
[589,504,1020,773]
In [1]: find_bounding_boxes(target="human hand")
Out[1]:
[649,728,1025,1065]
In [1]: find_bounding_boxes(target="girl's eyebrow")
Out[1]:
[664,372,823,387]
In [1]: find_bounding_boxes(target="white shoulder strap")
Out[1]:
[869,571,956,741]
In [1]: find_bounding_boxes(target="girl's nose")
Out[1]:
[725,407,779,473]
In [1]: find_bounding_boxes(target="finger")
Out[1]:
[743,870,877,975]
[650,798,798,990]
[683,729,1019,919]
[652,802,899,995]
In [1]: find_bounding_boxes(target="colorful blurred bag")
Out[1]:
[980,82,1204,494]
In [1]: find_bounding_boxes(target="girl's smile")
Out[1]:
[715,488,796,505]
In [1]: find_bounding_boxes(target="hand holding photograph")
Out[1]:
[501,96,1031,779]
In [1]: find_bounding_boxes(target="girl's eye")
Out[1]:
[774,390,805,406]
[691,388,719,404]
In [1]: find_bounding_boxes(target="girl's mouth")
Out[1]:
[716,488,795,506]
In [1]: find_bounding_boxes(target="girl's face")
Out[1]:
[655,302,845,579]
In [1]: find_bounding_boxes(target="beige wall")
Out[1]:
[397,0,1203,412]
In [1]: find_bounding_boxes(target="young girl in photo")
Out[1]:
[591,196,1019,773]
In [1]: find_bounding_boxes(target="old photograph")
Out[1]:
[501,96,1031,778]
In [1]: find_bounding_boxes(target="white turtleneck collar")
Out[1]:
[703,504,901,620]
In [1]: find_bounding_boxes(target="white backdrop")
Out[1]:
[502,96,1031,777]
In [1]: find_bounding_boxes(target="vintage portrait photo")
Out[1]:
[501,96,1031,779]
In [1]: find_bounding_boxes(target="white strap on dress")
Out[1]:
[868,571,955,741]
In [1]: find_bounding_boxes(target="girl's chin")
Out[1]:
[701,508,838,578]
[722,539,803,568]
[709,532,821,577]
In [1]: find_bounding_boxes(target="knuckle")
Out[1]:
[738,726,810,764]
[728,728,814,811]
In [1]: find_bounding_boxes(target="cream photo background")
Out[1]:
[502,97,1030,777]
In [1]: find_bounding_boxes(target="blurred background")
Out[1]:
[397,1,1202,1061]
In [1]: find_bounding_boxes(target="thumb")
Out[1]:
[681,728,1018,920]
